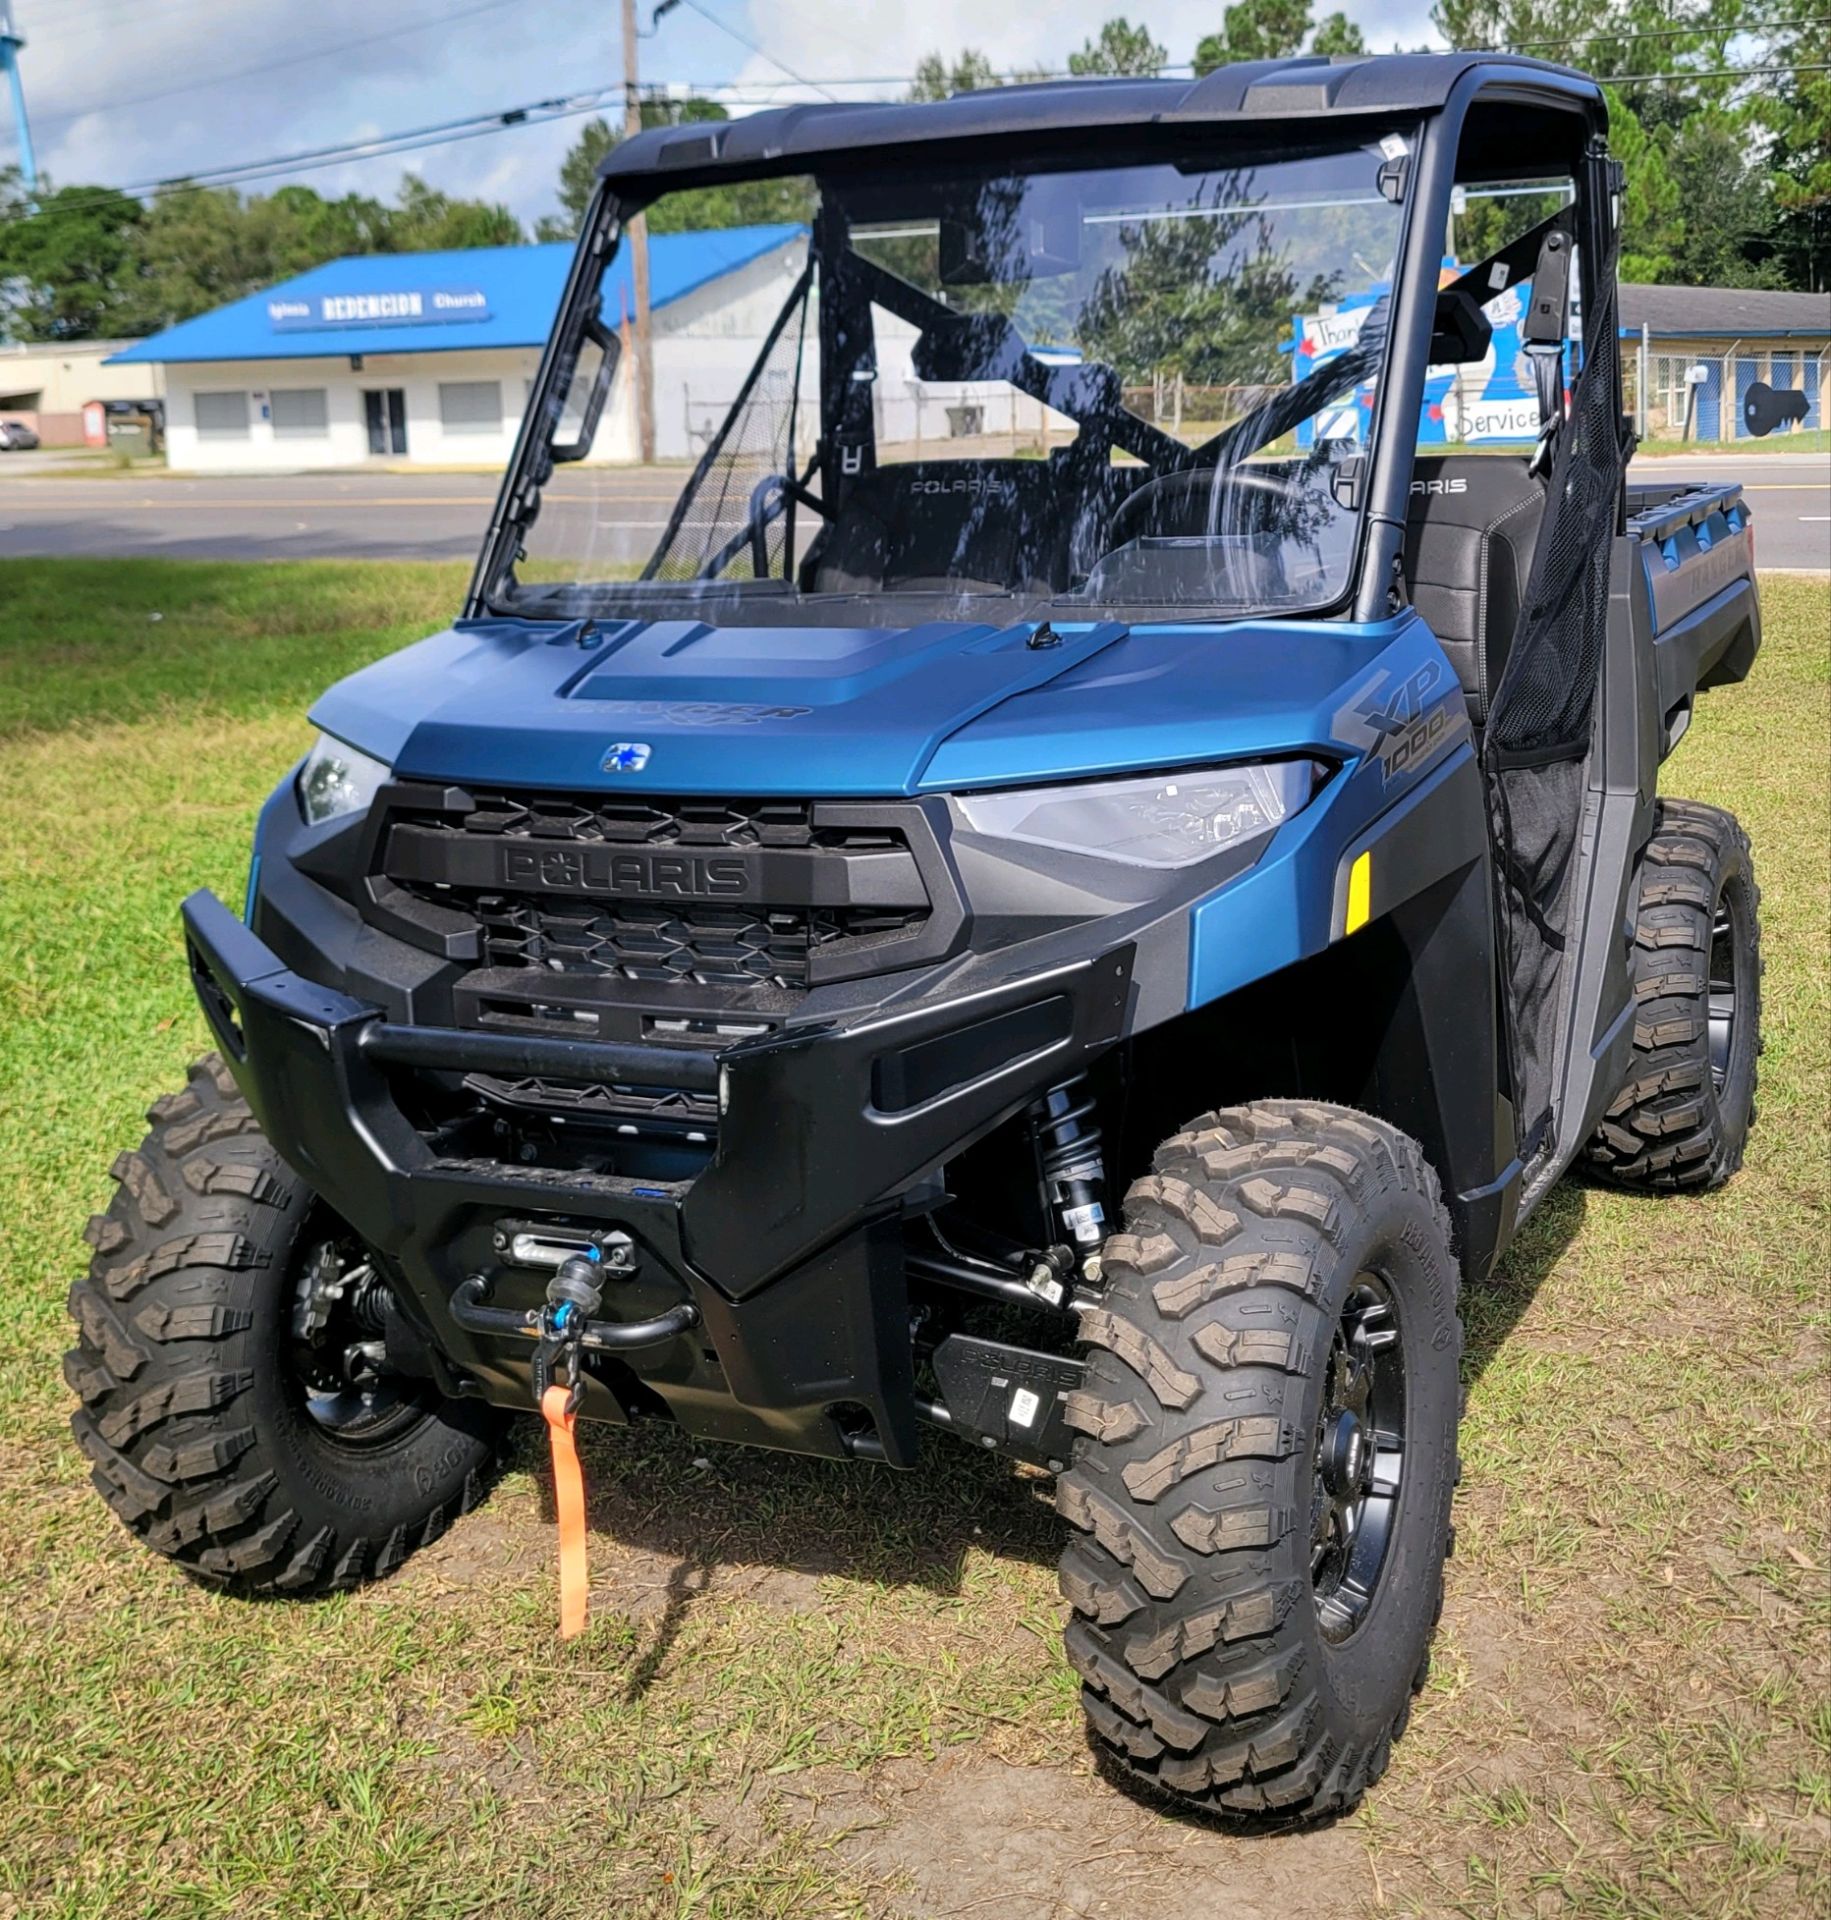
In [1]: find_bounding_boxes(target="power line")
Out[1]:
[604,12,1829,92]
[1,86,625,220]
[23,0,260,52]
[672,0,839,102]
[1471,11,1826,50]
[31,0,525,132]
[1598,60,1828,78]
[9,52,1830,228]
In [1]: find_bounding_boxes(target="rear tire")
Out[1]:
[66,1054,501,1594]
[1058,1101,1460,1823]
[1584,799,1761,1192]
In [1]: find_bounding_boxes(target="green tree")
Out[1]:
[909,50,1001,100]
[0,175,156,339]
[1602,85,1681,281]
[1310,11,1366,55]
[536,98,784,243]
[1078,207,1338,385]
[134,185,278,327]
[1763,14,1831,290]
[1194,0,1314,74]
[1662,111,1781,288]
[538,118,619,241]
[1430,2,1808,290]
[1432,2,1759,130]
[255,186,394,274]
[385,174,522,252]
[1069,17,1167,77]
[0,170,534,342]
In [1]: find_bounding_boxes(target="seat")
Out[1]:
[1402,455,1546,723]
[807,462,1074,596]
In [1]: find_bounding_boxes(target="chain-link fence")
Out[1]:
[1626,343,1824,444]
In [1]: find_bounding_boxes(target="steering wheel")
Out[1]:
[1105,464,1311,550]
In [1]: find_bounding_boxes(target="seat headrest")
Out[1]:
[1406,455,1545,529]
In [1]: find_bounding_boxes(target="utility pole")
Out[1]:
[621,0,656,465]
[0,0,38,198]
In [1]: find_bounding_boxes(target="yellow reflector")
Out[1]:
[1345,851,1372,934]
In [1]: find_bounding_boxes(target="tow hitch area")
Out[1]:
[463,1242,704,1637]
[448,1246,701,1359]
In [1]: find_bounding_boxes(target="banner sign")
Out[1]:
[267,286,491,332]
[1291,272,1567,450]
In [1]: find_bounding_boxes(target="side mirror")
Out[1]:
[547,307,618,465]
[1429,287,1492,365]
[1742,381,1810,438]
[938,190,1080,287]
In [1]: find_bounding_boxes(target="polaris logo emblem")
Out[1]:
[907,473,1016,498]
[499,845,752,898]
[1409,476,1468,496]
[601,742,652,772]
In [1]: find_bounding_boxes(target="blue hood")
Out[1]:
[310,611,1425,795]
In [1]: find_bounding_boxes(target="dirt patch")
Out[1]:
[828,1752,1381,1920]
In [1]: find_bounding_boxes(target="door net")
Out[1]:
[1483,167,1629,1157]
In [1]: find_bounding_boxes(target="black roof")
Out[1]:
[600,53,1604,187]
[1620,282,1831,341]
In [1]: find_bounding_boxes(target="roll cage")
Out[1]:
[467,56,1609,622]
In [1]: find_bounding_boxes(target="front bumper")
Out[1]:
[184,888,1130,1464]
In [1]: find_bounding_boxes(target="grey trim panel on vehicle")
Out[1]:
[1652,582,1762,756]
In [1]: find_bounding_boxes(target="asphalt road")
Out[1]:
[1,451,1825,570]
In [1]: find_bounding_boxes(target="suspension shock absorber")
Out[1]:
[1029,1074,1108,1273]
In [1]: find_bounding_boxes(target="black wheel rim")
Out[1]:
[1707,893,1741,1093]
[1311,1272,1406,1643]
[287,1223,428,1448]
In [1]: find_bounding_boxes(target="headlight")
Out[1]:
[957,761,1319,868]
[298,732,391,826]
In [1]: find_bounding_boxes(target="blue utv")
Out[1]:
[71,52,1767,1822]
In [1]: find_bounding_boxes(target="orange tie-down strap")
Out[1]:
[541,1385,589,1639]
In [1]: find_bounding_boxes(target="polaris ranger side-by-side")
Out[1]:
[69,54,1766,1821]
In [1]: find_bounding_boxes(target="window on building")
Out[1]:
[438,380,502,435]
[270,387,330,438]
[194,390,250,438]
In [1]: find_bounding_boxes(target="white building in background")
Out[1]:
[108,227,812,474]
[107,226,1077,475]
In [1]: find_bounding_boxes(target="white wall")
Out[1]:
[164,348,546,473]
[0,341,164,411]
[156,239,1068,473]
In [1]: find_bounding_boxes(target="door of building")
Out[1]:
[363,388,407,457]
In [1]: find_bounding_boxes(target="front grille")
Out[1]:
[471,893,920,991]
[459,790,835,849]
[463,1072,719,1133]
[372,785,944,1001]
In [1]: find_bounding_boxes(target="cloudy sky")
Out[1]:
[2,0,1445,228]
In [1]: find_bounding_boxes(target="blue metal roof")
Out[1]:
[107,224,804,365]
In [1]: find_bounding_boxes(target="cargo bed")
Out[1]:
[1623,479,1760,756]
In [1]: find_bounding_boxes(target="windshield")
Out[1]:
[494,135,1416,624]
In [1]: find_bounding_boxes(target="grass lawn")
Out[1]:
[1632,427,1830,457]
[1,559,1826,1919]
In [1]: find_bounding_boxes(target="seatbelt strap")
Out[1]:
[540,1383,589,1639]
[1528,350,1565,480]
[1522,227,1574,480]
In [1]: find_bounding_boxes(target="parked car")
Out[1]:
[70,52,1767,1824]
[0,420,41,450]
